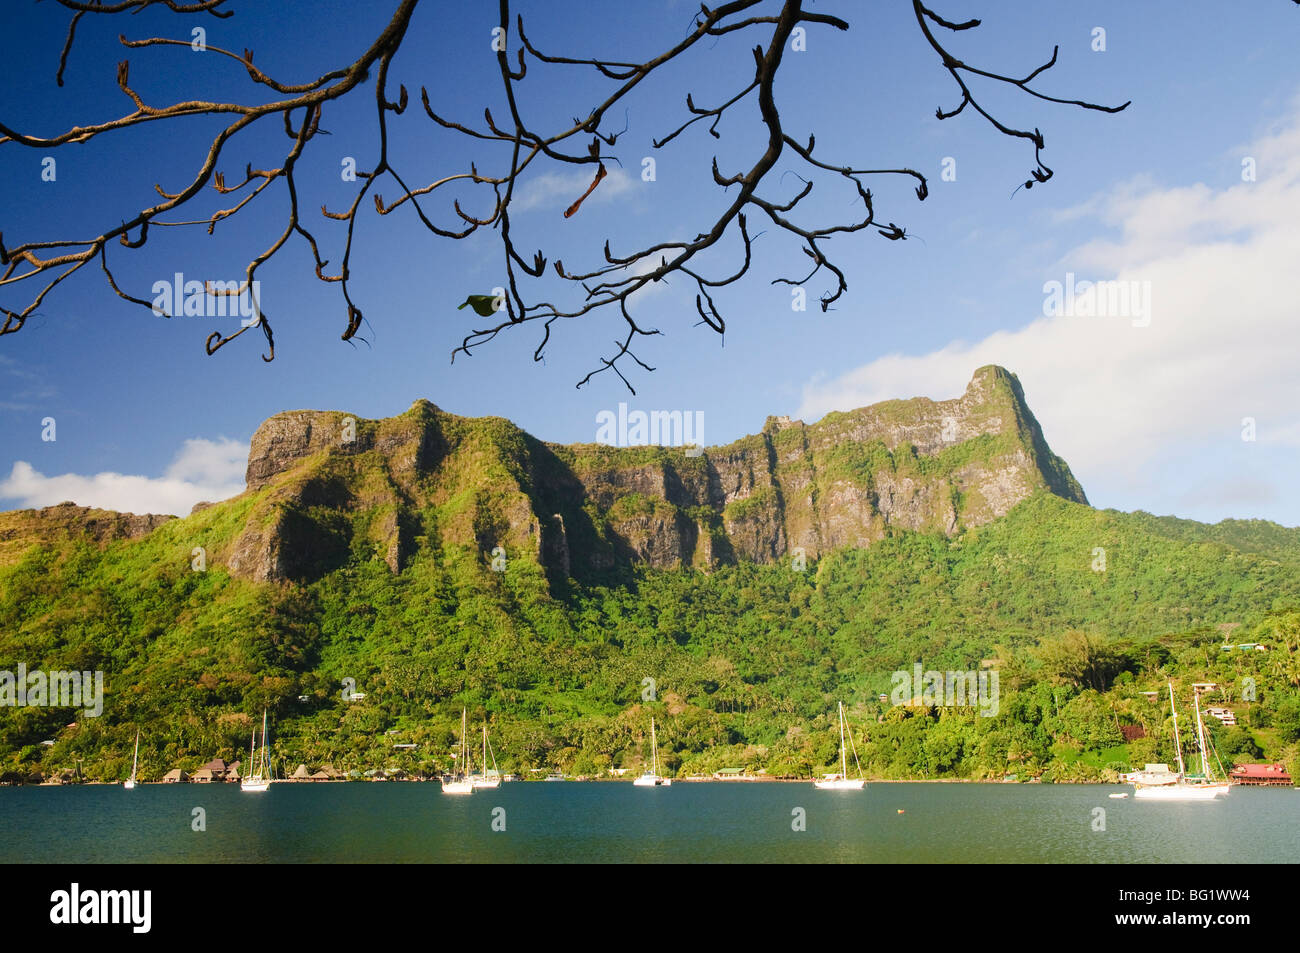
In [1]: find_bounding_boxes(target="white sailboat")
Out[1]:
[633,717,672,786]
[470,721,501,790]
[1132,682,1230,800]
[240,709,273,792]
[123,729,139,790]
[814,701,866,790]
[441,708,475,795]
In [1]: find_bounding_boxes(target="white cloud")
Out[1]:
[511,166,635,213]
[0,437,248,517]
[796,103,1300,504]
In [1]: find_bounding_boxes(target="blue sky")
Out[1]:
[2,0,1299,525]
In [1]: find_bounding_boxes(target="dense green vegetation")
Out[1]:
[2,492,1298,784]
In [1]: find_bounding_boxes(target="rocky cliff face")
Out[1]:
[0,366,1086,583]
[0,501,174,541]
[552,365,1085,571]
[210,365,1085,582]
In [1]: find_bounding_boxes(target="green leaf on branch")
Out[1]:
[457,294,501,317]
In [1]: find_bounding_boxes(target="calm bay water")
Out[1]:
[3,782,1296,863]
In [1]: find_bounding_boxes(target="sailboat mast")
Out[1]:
[261,709,269,775]
[482,722,487,777]
[651,718,658,776]
[1193,689,1211,778]
[131,729,139,779]
[1168,682,1186,776]
[839,702,848,777]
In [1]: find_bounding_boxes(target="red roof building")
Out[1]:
[1229,763,1292,786]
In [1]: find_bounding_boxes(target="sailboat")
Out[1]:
[123,729,139,790]
[470,721,501,790]
[813,701,865,790]
[633,717,672,786]
[441,708,475,795]
[1132,682,1230,800]
[240,710,273,792]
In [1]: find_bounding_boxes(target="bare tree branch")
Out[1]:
[2,0,1135,391]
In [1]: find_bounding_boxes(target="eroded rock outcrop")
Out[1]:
[0,502,173,549]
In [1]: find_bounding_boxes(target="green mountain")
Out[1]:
[1,366,1297,784]
[191,363,1085,584]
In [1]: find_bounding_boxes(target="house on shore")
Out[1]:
[713,767,759,781]
[1230,763,1292,786]
[190,758,235,783]
[162,769,189,783]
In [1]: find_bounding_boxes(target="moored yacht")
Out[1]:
[1132,683,1230,800]
[123,728,139,790]
[240,710,273,792]
[633,717,671,786]
[441,709,475,795]
[470,721,501,790]
[813,701,866,790]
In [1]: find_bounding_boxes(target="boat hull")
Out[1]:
[240,780,271,792]
[632,775,670,786]
[813,778,865,790]
[471,777,501,790]
[441,780,475,795]
[123,780,135,790]
[1133,782,1230,800]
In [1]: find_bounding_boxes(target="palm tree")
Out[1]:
[1267,612,1300,688]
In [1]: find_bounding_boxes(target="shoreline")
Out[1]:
[3,777,1185,788]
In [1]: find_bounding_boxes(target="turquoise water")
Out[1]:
[3,782,1296,863]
